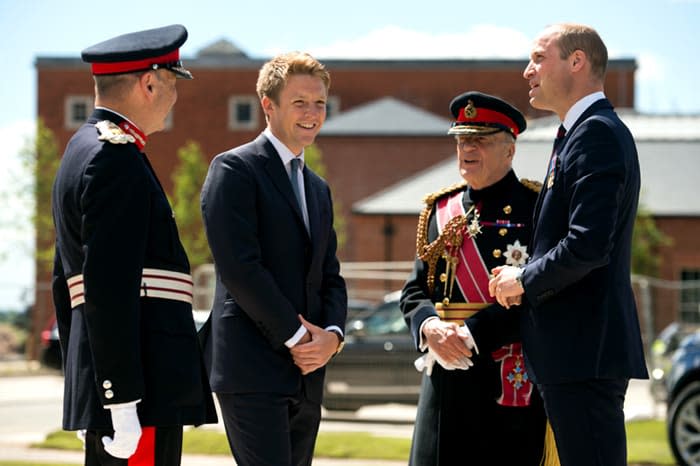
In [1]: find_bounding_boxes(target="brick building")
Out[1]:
[32,40,639,356]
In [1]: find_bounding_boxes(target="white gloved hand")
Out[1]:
[102,402,141,459]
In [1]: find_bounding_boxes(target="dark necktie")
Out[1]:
[290,158,303,209]
[546,125,566,189]
[553,124,566,154]
[290,158,310,232]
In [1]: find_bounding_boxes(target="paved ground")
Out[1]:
[0,358,663,465]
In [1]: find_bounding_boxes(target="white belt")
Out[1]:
[67,268,193,308]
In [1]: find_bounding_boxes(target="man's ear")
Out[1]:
[261,95,273,115]
[570,50,586,72]
[139,71,156,99]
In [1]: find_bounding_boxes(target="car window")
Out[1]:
[356,301,407,336]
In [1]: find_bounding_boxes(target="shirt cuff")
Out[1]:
[418,316,440,351]
[285,324,308,348]
[324,325,343,337]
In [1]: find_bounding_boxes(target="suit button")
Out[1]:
[102,380,112,389]
[104,390,114,399]
[492,249,502,258]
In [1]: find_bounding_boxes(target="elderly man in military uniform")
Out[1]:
[51,25,216,465]
[400,91,557,465]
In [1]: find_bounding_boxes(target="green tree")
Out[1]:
[171,141,211,268]
[304,143,346,248]
[18,119,60,274]
[632,204,672,277]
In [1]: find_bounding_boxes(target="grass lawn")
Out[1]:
[30,419,674,464]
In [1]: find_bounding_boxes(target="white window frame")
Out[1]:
[64,95,94,130]
[326,95,341,119]
[228,95,259,131]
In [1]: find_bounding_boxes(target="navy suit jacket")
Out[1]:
[200,133,347,404]
[520,99,648,384]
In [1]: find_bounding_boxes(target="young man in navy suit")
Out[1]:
[489,23,648,465]
[200,52,347,466]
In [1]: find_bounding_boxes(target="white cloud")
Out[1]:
[279,25,532,59]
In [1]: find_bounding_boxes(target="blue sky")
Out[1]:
[0,0,698,310]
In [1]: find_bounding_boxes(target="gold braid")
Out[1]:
[415,182,469,293]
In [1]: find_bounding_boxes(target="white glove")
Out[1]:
[102,402,142,459]
[414,325,476,376]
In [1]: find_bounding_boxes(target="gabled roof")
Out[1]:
[354,113,700,217]
[320,96,452,136]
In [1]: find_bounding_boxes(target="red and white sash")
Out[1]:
[436,191,533,407]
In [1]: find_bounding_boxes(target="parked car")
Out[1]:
[650,322,700,402]
[666,327,700,466]
[40,310,211,371]
[322,291,422,411]
[39,318,62,370]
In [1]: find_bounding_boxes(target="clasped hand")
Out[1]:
[489,265,524,308]
[289,315,339,375]
[422,319,474,371]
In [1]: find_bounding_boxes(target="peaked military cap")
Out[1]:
[81,24,193,79]
[448,91,526,137]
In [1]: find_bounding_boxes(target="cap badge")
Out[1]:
[95,121,136,145]
[464,100,477,119]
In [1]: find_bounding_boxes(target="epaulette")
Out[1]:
[95,120,136,145]
[421,181,469,208]
[520,178,542,193]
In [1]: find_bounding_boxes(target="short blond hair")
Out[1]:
[256,51,330,104]
[551,23,608,81]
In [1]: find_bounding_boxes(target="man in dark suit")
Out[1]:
[200,51,347,466]
[490,23,648,465]
[51,25,217,466]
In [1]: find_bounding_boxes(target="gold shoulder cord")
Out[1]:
[415,182,469,293]
[520,178,543,193]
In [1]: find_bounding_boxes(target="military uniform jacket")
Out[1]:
[51,108,216,430]
[400,170,547,465]
[401,169,541,394]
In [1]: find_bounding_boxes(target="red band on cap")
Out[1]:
[456,107,520,136]
[91,49,180,75]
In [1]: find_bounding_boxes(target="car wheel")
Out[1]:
[668,381,700,466]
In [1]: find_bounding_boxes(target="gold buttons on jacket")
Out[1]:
[503,205,512,214]
[493,249,502,258]
[499,228,508,237]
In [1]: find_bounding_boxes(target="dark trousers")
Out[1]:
[538,378,629,466]
[85,426,183,466]
[410,368,546,466]
[217,391,321,466]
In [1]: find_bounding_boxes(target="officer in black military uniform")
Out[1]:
[51,25,216,466]
[400,92,557,465]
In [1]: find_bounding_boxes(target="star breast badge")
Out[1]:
[503,240,529,266]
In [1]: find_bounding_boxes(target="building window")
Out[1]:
[228,96,259,131]
[680,269,700,323]
[65,96,94,130]
[326,95,340,119]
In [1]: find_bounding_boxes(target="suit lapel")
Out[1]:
[257,135,311,239]
[531,98,614,232]
[304,170,324,248]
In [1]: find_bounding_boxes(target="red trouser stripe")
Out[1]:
[128,426,155,466]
